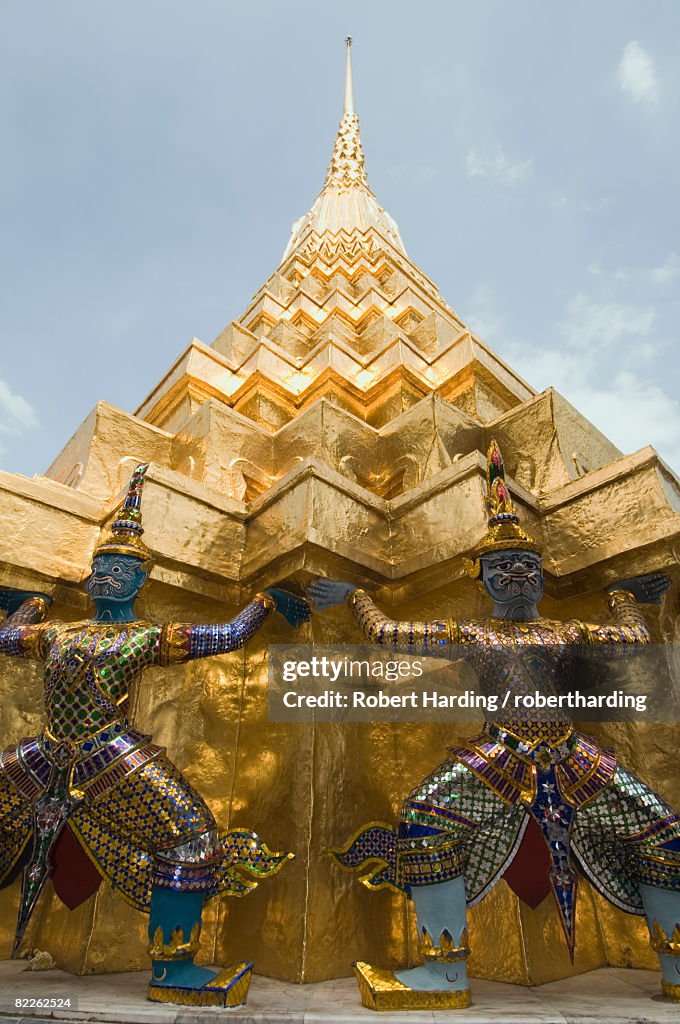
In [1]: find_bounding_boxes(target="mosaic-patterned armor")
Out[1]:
[0,464,307,1008]
[341,589,680,935]
[0,592,282,917]
[318,440,680,1010]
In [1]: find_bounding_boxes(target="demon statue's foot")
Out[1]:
[395,958,469,992]
[656,952,680,1003]
[353,961,471,1011]
[351,874,473,1010]
[146,887,254,1007]
[148,959,253,1008]
[662,981,680,1002]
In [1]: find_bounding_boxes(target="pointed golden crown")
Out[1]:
[93,463,152,564]
[464,440,540,579]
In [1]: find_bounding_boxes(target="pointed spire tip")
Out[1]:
[344,35,355,115]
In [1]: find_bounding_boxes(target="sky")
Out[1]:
[1,0,679,477]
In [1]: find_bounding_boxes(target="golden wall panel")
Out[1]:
[377,395,482,491]
[490,389,621,497]
[544,458,677,572]
[274,403,378,489]
[173,400,273,493]
[46,402,173,500]
[242,475,389,584]
[0,482,99,584]
[138,473,245,581]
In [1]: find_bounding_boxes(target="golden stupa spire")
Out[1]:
[282,38,406,258]
[324,37,368,190]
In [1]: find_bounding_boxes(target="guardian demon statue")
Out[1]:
[0,464,308,1007]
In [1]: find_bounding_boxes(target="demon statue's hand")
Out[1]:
[264,588,311,628]
[0,588,52,617]
[306,578,357,611]
[607,572,671,605]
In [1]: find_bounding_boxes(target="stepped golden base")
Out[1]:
[353,961,472,1011]
[147,962,252,1007]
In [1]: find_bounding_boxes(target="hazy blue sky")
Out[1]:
[1,1,679,476]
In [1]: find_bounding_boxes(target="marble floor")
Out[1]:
[0,960,676,1024]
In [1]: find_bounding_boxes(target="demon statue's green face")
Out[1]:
[86,553,148,620]
[480,549,544,621]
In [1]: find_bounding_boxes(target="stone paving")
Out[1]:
[0,960,676,1024]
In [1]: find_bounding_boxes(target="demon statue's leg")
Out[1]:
[335,762,525,1010]
[395,876,469,991]
[352,869,472,1011]
[147,829,252,1008]
[352,814,472,1010]
[640,883,680,1002]
[0,765,33,904]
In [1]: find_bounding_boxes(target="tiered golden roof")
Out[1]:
[0,38,677,988]
[135,40,533,444]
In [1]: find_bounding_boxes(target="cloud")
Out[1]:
[465,284,505,339]
[617,41,660,105]
[500,287,679,465]
[585,251,680,289]
[558,294,656,350]
[0,377,39,453]
[649,251,680,285]
[466,145,533,186]
[565,373,680,455]
[508,345,680,459]
[508,342,680,454]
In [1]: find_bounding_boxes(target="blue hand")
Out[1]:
[264,588,311,628]
[306,578,357,611]
[607,573,670,605]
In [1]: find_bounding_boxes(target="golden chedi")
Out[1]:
[0,38,678,986]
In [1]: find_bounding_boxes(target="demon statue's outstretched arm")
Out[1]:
[347,588,453,650]
[0,591,52,660]
[577,589,650,646]
[308,573,668,654]
[156,588,310,666]
[575,574,668,648]
[307,579,454,651]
